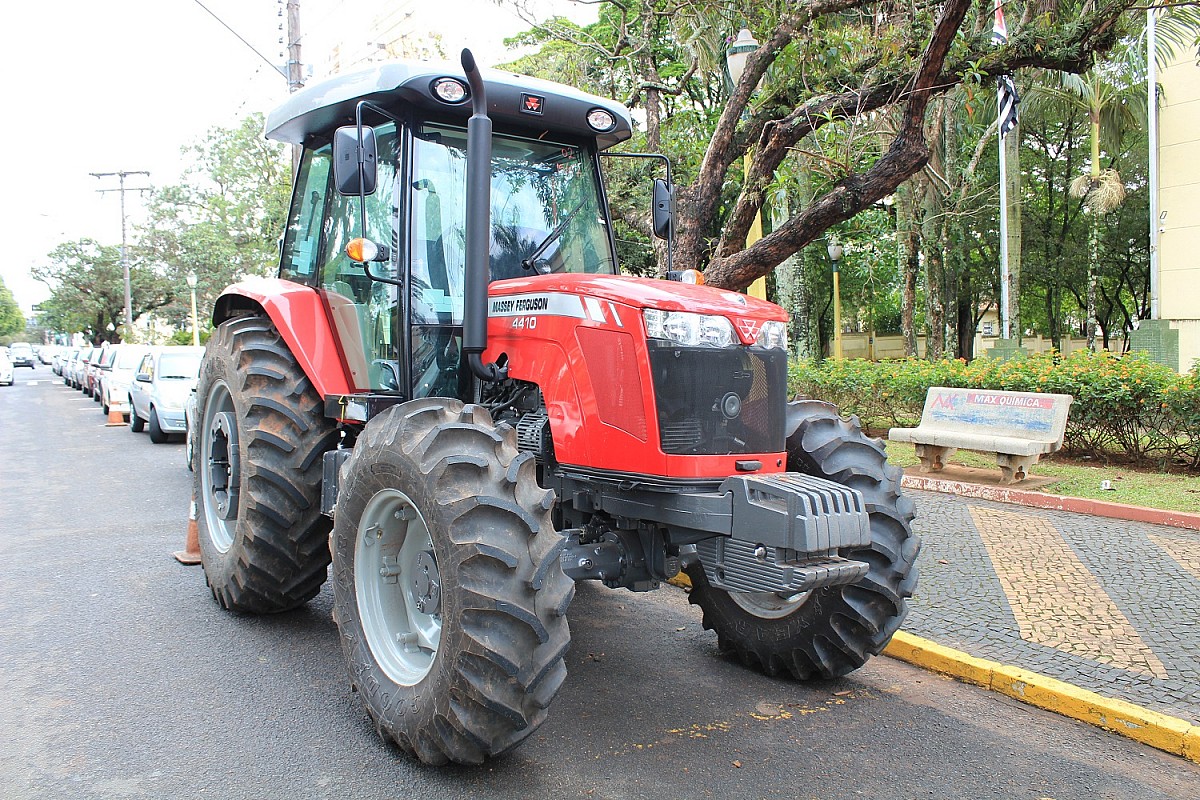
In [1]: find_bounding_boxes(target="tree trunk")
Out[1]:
[896,184,918,357]
[920,176,945,360]
[1086,212,1099,352]
[770,190,817,360]
[1004,124,1023,342]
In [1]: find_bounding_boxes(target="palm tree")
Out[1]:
[1036,65,1144,351]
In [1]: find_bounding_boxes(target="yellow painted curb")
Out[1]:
[884,631,1200,764]
[665,585,1198,761]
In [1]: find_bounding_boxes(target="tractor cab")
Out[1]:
[265,59,635,403]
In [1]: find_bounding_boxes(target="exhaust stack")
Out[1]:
[460,49,506,382]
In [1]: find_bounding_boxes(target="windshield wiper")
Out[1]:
[521,198,589,272]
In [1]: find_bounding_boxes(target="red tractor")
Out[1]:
[194,51,917,766]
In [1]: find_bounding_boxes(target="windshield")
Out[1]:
[410,123,614,326]
[116,349,145,369]
[158,353,202,380]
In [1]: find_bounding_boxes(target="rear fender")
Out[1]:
[213,278,354,397]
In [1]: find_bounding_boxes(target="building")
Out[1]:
[1137,42,1200,372]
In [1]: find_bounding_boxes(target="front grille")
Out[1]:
[647,344,786,455]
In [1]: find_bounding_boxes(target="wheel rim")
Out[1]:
[355,488,442,686]
[729,589,812,620]
[200,380,239,553]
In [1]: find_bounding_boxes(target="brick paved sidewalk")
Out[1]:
[904,489,1200,726]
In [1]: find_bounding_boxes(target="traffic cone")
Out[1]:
[173,499,202,565]
[105,401,125,427]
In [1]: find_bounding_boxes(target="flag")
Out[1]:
[997,75,1020,137]
[992,0,1008,45]
[992,0,1020,137]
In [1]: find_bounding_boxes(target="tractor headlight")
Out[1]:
[644,309,736,348]
[755,320,788,351]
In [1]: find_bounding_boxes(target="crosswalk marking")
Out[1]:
[969,506,1168,678]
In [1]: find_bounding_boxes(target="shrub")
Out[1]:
[789,351,1200,470]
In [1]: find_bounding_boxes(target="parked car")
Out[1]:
[52,349,66,375]
[97,344,152,417]
[129,346,204,443]
[0,351,13,386]
[184,387,198,470]
[84,345,106,397]
[38,345,58,365]
[9,342,36,369]
[65,348,86,388]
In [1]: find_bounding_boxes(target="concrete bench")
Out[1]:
[888,387,1073,484]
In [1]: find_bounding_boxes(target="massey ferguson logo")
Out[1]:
[521,93,545,114]
[736,318,762,342]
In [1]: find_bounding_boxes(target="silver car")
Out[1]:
[129,347,204,443]
[97,344,153,417]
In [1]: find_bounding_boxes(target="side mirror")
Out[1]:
[333,125,378,196]
[135,372,152,383]
[652,178,675,240]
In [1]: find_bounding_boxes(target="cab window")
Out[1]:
[280,148,332,282]
[316,123,403,392]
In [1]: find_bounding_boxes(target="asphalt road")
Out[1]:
[2,369,1198,800]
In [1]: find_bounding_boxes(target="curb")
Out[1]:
[884,631,1200,763]
[901,474,1200,531]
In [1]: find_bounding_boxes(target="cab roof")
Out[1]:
[265,58,634,150]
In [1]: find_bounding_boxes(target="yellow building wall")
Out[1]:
[1157,53,1200,371]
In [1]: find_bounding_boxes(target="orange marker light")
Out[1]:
[346,237,378,262]
[680,269,705,285]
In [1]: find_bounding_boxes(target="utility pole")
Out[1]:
[90,170,151,337]
[285,0,304,175]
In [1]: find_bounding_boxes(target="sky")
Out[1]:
[0,0,596,315]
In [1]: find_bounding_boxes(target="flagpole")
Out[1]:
[998,94,1010,340]
[993,0,1012,341]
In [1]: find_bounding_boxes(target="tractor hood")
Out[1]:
[489,274,787,321]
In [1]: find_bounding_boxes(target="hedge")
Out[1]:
[789,351,1200,470]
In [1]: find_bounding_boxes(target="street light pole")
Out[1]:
[828,241,844,359]
[726,28,767,300]
[186,272,200,346]
[90,170,151,338]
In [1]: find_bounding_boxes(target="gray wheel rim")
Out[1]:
[200,380,236,553]
[355,488,441,686]
[729,589,811,620]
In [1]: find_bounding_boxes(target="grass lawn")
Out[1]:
[882,440,1200,514]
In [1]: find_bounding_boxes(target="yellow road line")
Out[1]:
[969,506,1167,678]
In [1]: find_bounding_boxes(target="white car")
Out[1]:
[129,346,204,443]
[0,352,13,386]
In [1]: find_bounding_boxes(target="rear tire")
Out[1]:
[332,399,573,765]
[129,404,145,433]
[686,400,918,680]
[148,408,169,444]
[196,315,339,613]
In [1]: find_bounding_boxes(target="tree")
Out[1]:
[139,114,292,330]
[1039,66,1143,350]
[505,0,1141,294]
[32,239,173,343]
[0,277,23,337]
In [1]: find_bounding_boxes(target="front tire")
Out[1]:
[687,400,919,680]
[332,399,573,765]
[148,407,169,444]
[195,315,339,613]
